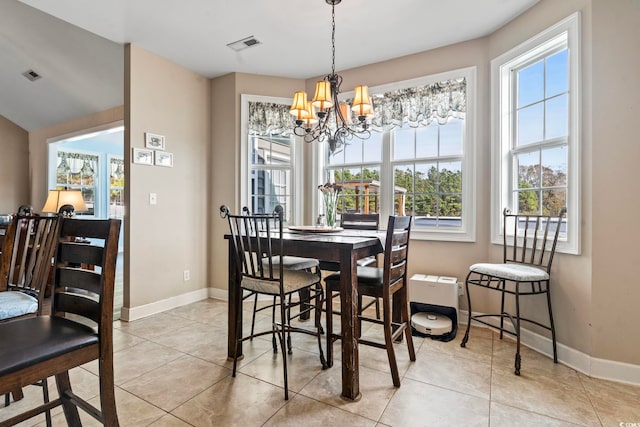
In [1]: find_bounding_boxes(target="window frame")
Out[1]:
[316,67,477,242]
[491,12,581,254]
[240,94,303,225]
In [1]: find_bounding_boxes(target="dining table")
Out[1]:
[225,226,384,401]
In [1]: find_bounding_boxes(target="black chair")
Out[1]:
[0,218,121,426]
[461,208,566,375]
[324,215,415,387]
[242,206,322,344]
[1,214,59,424]
[221,205,326,400]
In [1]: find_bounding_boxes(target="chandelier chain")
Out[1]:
[331,3,336,76]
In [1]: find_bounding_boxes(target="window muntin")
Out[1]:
[492,13,580,254]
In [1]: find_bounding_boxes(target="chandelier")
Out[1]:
[290,0,373,153]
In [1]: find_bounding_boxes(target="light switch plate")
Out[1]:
[149,193,157,205]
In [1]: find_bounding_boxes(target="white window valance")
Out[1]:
[247,78,466,136]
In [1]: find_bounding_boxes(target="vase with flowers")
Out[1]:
[318,182,342,228]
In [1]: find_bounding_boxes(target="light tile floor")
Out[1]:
[2,298,639,426]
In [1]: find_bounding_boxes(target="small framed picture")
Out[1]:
[155,151,173,167]
[145,132,165,150]
[132,148,154,165]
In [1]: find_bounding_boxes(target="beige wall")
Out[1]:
[210,72,305,292]
[125,44,211,308]
[590,0,640,363]
[0,116,29,213]
[27,106,124,212]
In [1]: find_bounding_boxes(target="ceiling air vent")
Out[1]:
[22,69,42,82]
[226,36,262,52]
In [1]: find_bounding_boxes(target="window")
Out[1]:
[492,13,580,254]
[109,156,124,219]
[321,67,476,241]
[241,95,303,225]
[55,151,98,216]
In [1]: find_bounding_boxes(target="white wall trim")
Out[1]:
[459,310,640,386]
[120,288,208,322]
[208,286,229,301]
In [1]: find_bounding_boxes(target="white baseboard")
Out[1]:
[120,288,209,322]
[459,310,640,386]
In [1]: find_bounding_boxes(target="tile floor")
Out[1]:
[2,298,639,426]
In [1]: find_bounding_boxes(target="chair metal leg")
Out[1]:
[250,293,258,339]
[325,285,334,368]
[460,272,473,348]
[277,298,289,400]
[315,284,327,369]
[514,286,522,376]
[546,282,558,363]
[499,279,506,340]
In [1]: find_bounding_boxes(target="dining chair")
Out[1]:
[461,208,566,375]
[324,215,416,387]
[321,212,381,319]
[221,205,326,400]
[0,217,121,426]
[242,206,322,347]
[0,213,59,425]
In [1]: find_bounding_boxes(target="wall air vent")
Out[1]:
[226,36,262,52]
[22,69,42,82]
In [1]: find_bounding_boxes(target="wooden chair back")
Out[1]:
[52,218,121,329]
[382,215,412,292]
[0,215,59,307]
[341,213,380,230]
[502,208,566,273]
[222,206,284,293]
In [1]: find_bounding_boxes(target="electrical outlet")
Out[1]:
[149,193,157,205]
[458,282,464,296]
[183,270,190,281]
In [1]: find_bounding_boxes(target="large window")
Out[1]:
[241,95,302,225]
[322,68,476,241]
[492,13,580,253]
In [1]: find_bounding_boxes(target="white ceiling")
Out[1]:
[2,0,538,131]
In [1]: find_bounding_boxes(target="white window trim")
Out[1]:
[491,12,581,254]
[314,67,477,241]
[240,94,303,225]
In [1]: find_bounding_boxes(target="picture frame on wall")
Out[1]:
[155,151,173,167]
[145,132,165,150]
[132,148,154,165]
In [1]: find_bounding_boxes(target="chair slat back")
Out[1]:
[383,216,412,290]
[222,206,284,288]
[502,208,566,272]
[0,215,59,313]
[52,218,121,329]
[341,213,379,230]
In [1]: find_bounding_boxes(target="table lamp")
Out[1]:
[42,189,87,217]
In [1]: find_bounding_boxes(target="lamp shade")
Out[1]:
[42,189,87,214]
[304,101,318,126]
[289,91,310,120]
[312,81,333,111]
[351,85,372,116]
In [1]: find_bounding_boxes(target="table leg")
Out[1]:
[339,249,361,401]
[227,239,243,360]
